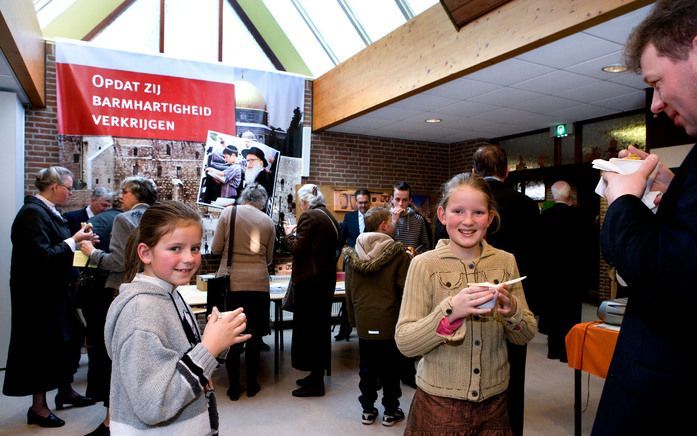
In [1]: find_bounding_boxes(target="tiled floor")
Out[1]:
[0,304,606,436]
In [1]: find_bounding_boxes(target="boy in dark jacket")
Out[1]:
[343,207,412,426]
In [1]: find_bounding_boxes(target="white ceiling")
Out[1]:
[326,5,653,144]
[0,50,30,105]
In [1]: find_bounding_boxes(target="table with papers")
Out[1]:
[179,278,346,376]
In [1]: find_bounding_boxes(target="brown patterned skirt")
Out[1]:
[404,388,512,436]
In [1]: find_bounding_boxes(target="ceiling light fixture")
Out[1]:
[425,118,442,124]
[601,64,628,73]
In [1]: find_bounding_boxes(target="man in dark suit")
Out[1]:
[473,144,539,436]
[80,201,122,406]
[592,1,697,434]
[335,188,371,341]
[338,188,371,251]
[63,187,113,390]
[63,187,113,234]
[538,181,592,362]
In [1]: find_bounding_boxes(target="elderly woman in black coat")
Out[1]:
[3,167,99,428]
[284,184,340,397]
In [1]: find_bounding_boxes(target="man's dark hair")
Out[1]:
[473,144,508,178]
[393,181,411,197]
[354,188,370,198]
[625,0,697,72]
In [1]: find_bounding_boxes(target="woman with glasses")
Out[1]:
[4,166,99,428]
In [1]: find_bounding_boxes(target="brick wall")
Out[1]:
[25,41,611,301]
[25,43,60,195]
[449,138,493,175]
[307,131,450,196]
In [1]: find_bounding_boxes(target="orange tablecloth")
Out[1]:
[565,322,619,379]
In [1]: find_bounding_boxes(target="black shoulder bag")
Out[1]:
[206,206,237,316]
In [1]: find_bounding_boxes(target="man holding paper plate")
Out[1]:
[593,1,697,434]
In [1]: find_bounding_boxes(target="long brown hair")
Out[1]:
[124,201,202,282]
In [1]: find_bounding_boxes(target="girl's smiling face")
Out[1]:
[138,221,202,286]
[438,186,494,260]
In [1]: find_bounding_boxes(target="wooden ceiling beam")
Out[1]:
[0,0,45,107]
[313,0,653,132]
[441,0,513,30]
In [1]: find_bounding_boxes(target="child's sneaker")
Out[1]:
[361,407,378,425]
[382,408,405,426]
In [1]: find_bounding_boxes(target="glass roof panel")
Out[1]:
[164,0,218,62]
[349,0,405,42]
[406,0,439,16]
[34,0,77,28]
[221,2,275,71]
[296,0,366,61]
[41,0,440,78]
[262,0,335,77]
[91,0,160,55]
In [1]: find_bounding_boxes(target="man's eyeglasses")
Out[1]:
[57,184,73,192]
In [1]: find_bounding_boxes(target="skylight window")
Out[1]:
[262,0,335,77]
[296,0,365,61]
[263,0,437,76]
[407,0,439,15]
[39,0,439,78]
[34,0,77,28]
[221,4,275,71]
[164,0,218,62]
[350,0,405,42]
[91,0,160,55]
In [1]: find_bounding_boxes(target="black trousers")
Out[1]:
[225,291,269,388]
[358,338,402,412]
[546,303,581,362]
[83,282,115,406]
[507,343,527,436]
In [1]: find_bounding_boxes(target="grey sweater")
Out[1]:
[105,274,218,435]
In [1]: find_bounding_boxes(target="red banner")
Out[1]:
[56,63,235,141]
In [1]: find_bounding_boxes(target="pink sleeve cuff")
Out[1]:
[437,316,464,335]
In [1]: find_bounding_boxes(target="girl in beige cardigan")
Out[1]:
[396,173,537,435]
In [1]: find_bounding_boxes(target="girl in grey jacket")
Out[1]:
[104,201,250,435]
